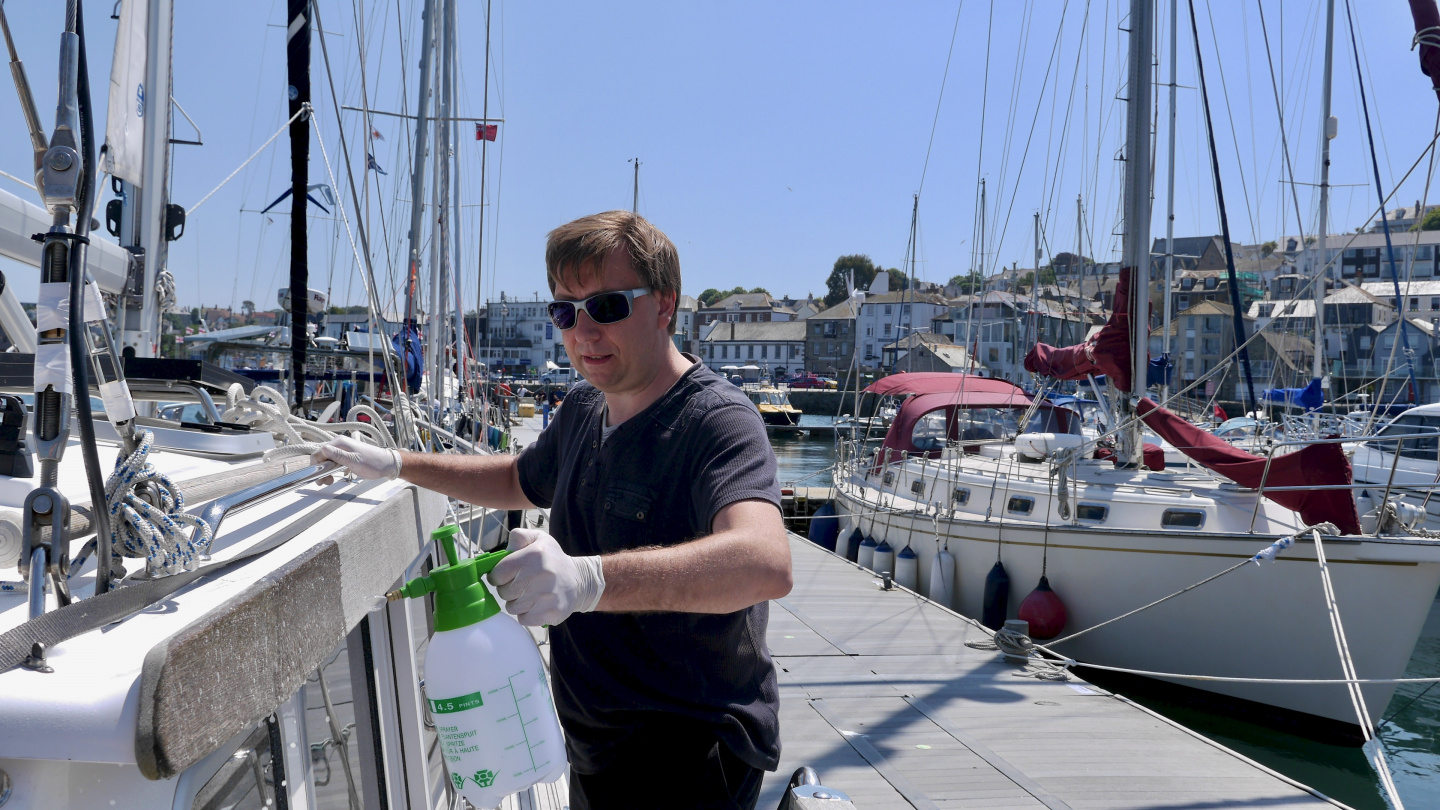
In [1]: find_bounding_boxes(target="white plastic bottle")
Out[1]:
[394,525,567,809]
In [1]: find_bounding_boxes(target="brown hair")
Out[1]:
[545,211,682,334]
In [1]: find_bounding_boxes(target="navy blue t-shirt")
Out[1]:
[515,356,783,774]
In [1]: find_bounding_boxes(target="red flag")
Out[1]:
[1213,403,1227,421]
[371,127,385,141]
[476,123,498,141]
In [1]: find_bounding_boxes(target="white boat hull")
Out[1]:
[834,479,1440,731]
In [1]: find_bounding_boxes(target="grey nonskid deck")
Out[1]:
[759,535,1347,809]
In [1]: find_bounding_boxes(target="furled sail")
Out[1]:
[1410,0,1440,98]
[104,0,148,185]
[1135,398,1361,534]
[1260,378,1324,411]
[1023,268,1139,392]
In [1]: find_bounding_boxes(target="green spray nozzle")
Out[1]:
[384,525,511,630]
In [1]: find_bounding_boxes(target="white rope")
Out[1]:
[189,104,309,215]
[105,430,213,576]
[1314,529,1406,809]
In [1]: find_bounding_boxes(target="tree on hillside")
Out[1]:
[749,287,771,296]
[823,255,879,307]
[948,272,984,294]
[885,268,910,292]
[1417,208,1440,231]
[1260,241,1278,257]
[698,288,724,306]
[242,300,255,318]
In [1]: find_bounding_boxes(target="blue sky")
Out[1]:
[0,1,1435,312]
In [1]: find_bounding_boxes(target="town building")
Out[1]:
[804,299,857,376]
[673,294,700,354]
[698,292,797,326]
[855,290,949,369]
[698,321,806,379]
[477,293,567,372]
[1150,300,1313,402]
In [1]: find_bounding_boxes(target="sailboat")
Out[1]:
[832,0,1440,741]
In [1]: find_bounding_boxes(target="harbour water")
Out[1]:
[769,418,1440,809]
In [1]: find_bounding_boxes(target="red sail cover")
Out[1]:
[1023,267,1138,391]
[1410,1,1440,96]
[1135,398,1361,534]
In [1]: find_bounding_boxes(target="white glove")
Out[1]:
[488,528,605,626]
[314,435,402,480]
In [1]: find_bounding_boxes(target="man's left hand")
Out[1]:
[488,528,605,626]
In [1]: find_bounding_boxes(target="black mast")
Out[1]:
[287,0,311,412]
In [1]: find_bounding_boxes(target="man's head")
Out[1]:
[545,211,682,394]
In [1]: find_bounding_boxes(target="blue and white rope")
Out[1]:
[105,429,212,576]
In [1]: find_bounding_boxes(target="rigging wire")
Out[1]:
[915,1,961,198]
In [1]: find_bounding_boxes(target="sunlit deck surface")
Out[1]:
[751,534,1344,809]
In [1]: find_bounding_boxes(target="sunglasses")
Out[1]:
[547,287,651,330]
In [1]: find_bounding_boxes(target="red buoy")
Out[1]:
[1018,575,1068,640]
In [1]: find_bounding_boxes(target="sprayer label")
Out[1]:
[429,690,485,714]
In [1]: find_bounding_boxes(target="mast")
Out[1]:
[130,0,173,360]
[474,0,492,386]
[977,180,986,373]
[630,158,640,213]
[1032,211,1041,383]
[448,0,466,407]
[1313,0,1335,383]
[903,193,917,372]
[427,8,448,420]
[1162,0,1178,402]
[285,0,310,412]
[403,0,438,325]
[1119,0,1155,467]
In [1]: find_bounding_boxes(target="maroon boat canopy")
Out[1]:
[864,372,1029,398]
[1023,268,1140,391]
[1136,398,1361,534]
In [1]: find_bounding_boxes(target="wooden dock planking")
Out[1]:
[759,535,1346,810]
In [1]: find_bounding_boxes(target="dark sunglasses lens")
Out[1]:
[548,302,577,330]
[585,292,632,324]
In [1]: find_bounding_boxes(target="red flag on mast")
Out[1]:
[475,123,498,141]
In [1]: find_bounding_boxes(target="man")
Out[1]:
[317,211,791,809]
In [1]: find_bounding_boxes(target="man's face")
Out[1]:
[553,250,675,395]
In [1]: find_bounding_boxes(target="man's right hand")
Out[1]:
[314,435,402,480]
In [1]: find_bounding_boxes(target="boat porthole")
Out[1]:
[1076,504,1108,522]
[1006,496,1034,515]
[952,487,970,505]
[910,479,926,496]
[1161,509,1205,529]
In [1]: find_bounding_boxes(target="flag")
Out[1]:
[476,123,498,141]
[371,127,384,141]
[1213,403,1227,421]
[367,152,387,175]
[184,326,194,335]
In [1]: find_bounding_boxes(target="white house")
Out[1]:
[856,290,950,369]
[699,321,806,378]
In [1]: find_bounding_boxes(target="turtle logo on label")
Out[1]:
[450,773,464,791]
[472,769,496,788]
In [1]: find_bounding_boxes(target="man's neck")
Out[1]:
[603,345,693,426]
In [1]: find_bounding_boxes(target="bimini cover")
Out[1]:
[864,372,1029,398]
[1024,268,1140,391]
[1261,377,1323,411]
[1135,398,1360,534]
[876,387,1044,464]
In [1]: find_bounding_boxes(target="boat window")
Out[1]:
[952,487,970,505]
[1007,496,1034,515]
[910,479,927,496]
[883,471,895,486]
[1374,414,1440,459]
[912,411,948,451]
[1076,503,1108,522]
[1161,509,1205,529]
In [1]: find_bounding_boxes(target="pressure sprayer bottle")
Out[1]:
[389,525,567,809]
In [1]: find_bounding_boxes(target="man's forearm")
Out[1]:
[397,451,534,510]
[595,524,792,614]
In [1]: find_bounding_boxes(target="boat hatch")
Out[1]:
[1007,496,1035,515]
[1162,508,1206,529]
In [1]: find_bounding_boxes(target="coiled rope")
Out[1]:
[105,429,213,576]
